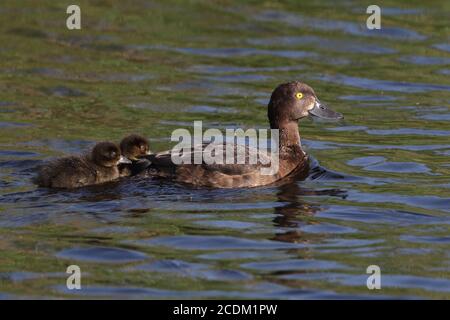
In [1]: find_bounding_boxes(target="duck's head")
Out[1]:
[268,81,343,128]
[120,134,151,161]
[92,142,131,167]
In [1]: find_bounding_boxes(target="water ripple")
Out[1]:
[255,10,427,41]
[56,247,149,264]
[316,74,450,93]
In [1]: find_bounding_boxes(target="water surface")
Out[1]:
[0,0,449,299]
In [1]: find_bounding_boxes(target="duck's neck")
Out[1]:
[271,121,301,149]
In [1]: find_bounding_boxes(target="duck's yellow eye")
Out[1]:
[295,92,303,99]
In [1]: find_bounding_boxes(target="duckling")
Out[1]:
[34,142,131,188]
[118,134,152,177]
[120,134,151,160]
[144,81,343,188]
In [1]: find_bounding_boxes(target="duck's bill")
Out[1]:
[308,100,343,120]
[118,156,132,164]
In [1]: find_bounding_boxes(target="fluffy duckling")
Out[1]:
[120,134,151,160]
[118,134,152,177]
[34,142,131,188]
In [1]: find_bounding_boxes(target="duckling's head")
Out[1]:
[92,142,130,167]
[268,81,343,128]
[120,134,151,161]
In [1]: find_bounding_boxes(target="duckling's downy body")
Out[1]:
[34,142,130,189]
[141,81,342,188]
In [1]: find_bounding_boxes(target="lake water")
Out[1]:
[0,1,449,299]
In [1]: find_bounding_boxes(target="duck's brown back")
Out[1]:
[145,143,309,188]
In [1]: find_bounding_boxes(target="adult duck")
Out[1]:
[143,81,342,188]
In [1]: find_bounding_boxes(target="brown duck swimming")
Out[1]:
[143,81,343,188]
[34,142,131,188]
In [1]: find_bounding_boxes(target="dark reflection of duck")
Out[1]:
[118,134,152,177]
[143,82,343,188]
[271,179,347,244]
[33,142,130,189]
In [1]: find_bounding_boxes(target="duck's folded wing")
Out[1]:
[146,143,274,176]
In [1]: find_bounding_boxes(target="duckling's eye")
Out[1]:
[295,92,303,99]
